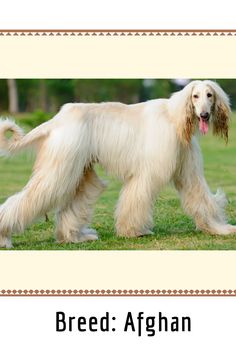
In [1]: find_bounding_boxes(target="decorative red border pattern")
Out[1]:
[1,29,235,297]
[0,289,236,296]
[0,29,236,36]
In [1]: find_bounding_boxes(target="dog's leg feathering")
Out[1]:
[115,175,156,237]
[56,167,106,243]
[174,137,236,235]
[0,167,83,248]
[0,141,91,247]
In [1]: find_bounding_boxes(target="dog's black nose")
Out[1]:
[200,112,209,120]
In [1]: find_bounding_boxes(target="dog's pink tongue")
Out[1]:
[199,118,209,135]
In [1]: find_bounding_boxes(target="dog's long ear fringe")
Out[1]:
[0,118,24,156]
[171,81,197,145]
[212,102,230,143]
[182,98,195,144]
[207,81,231,143]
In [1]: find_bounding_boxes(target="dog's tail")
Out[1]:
[0,118,49,156]
[0,118,24,155]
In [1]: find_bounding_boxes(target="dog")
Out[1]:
[0,80,236,248]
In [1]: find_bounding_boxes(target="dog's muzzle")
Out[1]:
[199,112,210,135]
[200,112,210,121]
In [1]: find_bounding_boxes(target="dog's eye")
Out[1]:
[193,94,199,99]
[207,93,212,98]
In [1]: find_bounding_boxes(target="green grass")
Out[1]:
[0,114,236,250]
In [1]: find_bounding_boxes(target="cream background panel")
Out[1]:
[0,33,236,291]
[0,251,235,290]
[0,35,236,78]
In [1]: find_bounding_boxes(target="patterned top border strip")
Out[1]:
[0,30,236,36]
[0,289,236,296]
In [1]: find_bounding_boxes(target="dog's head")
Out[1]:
[181,80,231,143]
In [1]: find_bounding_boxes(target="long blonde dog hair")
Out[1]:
[0,80,235,248]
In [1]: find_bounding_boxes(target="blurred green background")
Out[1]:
[2,79,236,118]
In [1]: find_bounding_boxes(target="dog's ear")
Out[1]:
[176,81,197,145]
[209,81,231,143]
[171,81,198,144]
[182,93,195,144]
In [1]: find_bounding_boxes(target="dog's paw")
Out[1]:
[226,224,236,234]
[141,229,154,236]
[78,227,99,242]
[209,224,236,235]
[0,236,13,248]
[56,228,99,244]
[77,232,99,242]
[81,227,98,236]
[117,229,154,238]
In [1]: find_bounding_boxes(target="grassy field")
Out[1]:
[0,114,236,250]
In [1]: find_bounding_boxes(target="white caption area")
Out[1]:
[0,296,234,352]
[0,0,236,29]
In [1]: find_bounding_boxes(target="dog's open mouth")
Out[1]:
[198,117,209,135]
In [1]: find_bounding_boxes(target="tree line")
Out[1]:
[1,79,236,114]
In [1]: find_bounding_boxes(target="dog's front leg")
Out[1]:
[115,175,156,237]
[174,137,236,235]
[0,219,12,248]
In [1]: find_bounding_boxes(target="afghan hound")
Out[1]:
[0,80,236,248]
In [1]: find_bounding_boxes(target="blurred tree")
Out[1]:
[72,79,143,103]
[17,79,39,111]
[47,79,74,111]
[39,79,47,111]
[0,80,8,111]
[216,79,236,109]
[7,79,19,113]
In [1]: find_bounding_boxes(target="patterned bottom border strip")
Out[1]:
[0,289,236,296]
[0,30,236,37]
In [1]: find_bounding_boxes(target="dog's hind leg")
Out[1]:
[0,183,54,248]
[0,154,87,248]
[0,171,81,248]
[0,185,48,248]
[55,167,106,243]
[174,137,236,235]
[115,175,156,237]
[0,120,98,247]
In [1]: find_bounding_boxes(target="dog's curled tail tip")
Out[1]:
[0,118,24,155]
